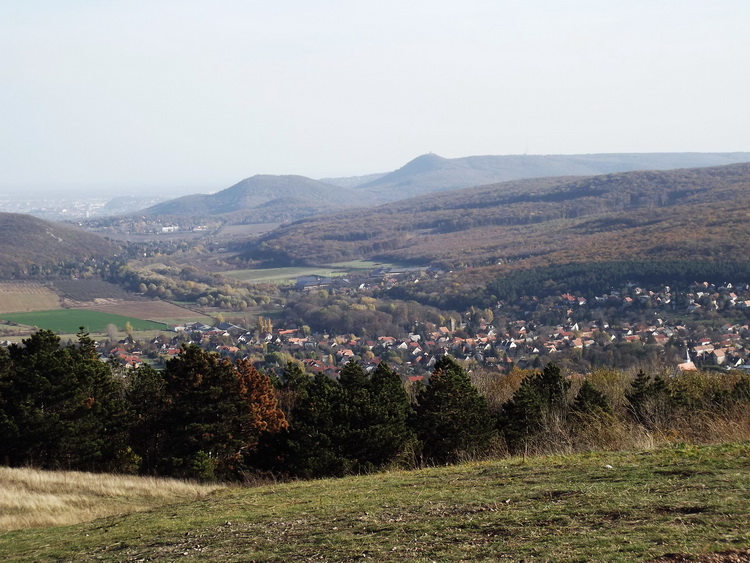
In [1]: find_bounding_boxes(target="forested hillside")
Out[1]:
[134,152,750,226]
[350,151,750,201]
[245,163,750,269]
[0,213,118,277]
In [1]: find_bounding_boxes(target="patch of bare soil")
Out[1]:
[651,549,750,562]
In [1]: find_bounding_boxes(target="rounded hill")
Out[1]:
[0,213,118,277]
[143,175,375,222]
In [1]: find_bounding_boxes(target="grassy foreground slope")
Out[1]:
[2,442,749,561]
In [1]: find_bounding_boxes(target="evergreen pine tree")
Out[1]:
[500,363,570,453]
[156,345,235,478]
[0,329,131,471]
[0,346,17,466]
[338,361,413,471]
[625,369,652,419]
[272,373,349,478]
[572,380,613,416]
[153,346,289,480]
[126,364,167,474]
[261,360,413,477]
[413,356,495,464]
[626,369,670,428]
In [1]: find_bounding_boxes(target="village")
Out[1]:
[101,276,750,380]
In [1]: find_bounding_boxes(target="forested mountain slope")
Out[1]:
[245,163,750,269]
[352,151,750,201]
[0,213,117,277]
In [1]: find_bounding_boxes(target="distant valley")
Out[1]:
[4,155,750,387]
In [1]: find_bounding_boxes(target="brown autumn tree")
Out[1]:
[234,358,288,447]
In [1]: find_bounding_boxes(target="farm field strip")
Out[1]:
[0,282,61,314]
[328,260,409,269]
[0,309,168,334]
[222,266,350,283]
[222,261,418,284]
[80,300,211,323]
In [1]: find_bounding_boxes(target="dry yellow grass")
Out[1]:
[0,467,223,531]
[0,282,61,314]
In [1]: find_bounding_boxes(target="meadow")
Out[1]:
[222,266,349,283]
[0,309,167,333]
[222,260,406,284]
[0,467,222,532]
[1,442,749,561]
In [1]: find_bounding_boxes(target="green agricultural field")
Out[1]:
[2,442,749,561]
[0,309,167,334]
[328,260,403,269]
[223,261,418,284]
[222,266,349,283]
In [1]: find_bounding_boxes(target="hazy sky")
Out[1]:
[2,1,749,195]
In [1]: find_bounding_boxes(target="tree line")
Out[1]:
[2,330,750,481]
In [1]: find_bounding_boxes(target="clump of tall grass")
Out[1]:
[473,364,750,459]
[0,467,223,531]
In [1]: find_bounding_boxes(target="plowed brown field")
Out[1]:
[0,282,61,314]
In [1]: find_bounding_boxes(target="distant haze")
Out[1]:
[1,1,749,196]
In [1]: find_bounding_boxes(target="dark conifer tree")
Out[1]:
[339,360,413,471]
[0,346,17,466]
[126,364,167,474]
[625,369,670,429]
[572,380,613,416]
[413,355,495,464]
[500,363,570,453]
[0,329,131,471]
[625,369,652,419]
[154,345,287,480]
[269,372,348,478]
[260,360,413,478]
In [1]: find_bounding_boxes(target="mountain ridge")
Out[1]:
[138,152,750,224]
[350,151,750,201]
[245,162,750,269]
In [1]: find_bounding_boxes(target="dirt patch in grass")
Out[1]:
[651,549,750,561]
